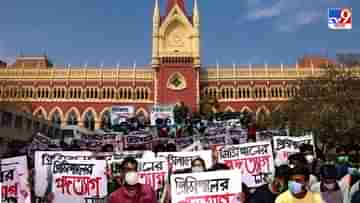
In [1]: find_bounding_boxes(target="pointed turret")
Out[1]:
[192,0,200,67]
[152,0,160,67]
[166,0,186,16]
[193,0,199,26]
[153,0,160,24]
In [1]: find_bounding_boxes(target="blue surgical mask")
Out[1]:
[288,181,303,195]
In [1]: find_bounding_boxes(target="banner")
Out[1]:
[273,135,315,163]
[217,141,274,187]
[1,156,31,203]
[34,151,94,198]
[200,135,228,147]
[170,170,242,203]
[150,105,174,126]
[124,131,153,149]
[51,159,107,203]
[158,151,213,172]
[112,151,155,160]
[229,128,248,144]
[108,157,168,191]
[111,106,134,125]
[181,141,204,152]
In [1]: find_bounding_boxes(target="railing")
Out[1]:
[200,67,360,81]
[0,67,154,81]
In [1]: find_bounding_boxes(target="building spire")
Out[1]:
[166,0,186,15]
[153,0,160,23]
[193,0,199,25]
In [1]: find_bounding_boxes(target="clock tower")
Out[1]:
[152,0,201,112]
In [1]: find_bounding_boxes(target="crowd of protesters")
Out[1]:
[2,116,360,203]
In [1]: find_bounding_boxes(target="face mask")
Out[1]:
[288,181,304,195]
[337,156,349,163]
[323,183,336,190]
[305,155,315,164]
[192,166,204,173]
[125,171,138,186]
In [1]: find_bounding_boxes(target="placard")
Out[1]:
[273,135,314,163]
[170,170,242,203]
[217,141,274,187]
[51,159,107,203]
[1,156,31,203]
[34,151,93,198]
[158,150,213,172]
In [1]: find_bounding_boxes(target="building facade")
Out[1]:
[0,0,334,130]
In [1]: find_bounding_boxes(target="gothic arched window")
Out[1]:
[51,110,62,127]
[67,111,78,126]
[100,110,111,130]
[84,111,95,131]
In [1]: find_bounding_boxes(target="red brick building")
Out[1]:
[0,0,334,130]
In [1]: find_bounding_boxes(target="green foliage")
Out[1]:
[284,65,360,149]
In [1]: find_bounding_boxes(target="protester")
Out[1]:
[335,146,352,180]
[250,165,290,203]
[232,183,251,203]
[275,165,324,203]
[288,153,318,187]
[101,144,114,153]
[311,164,351,203]
[108,157,157,203]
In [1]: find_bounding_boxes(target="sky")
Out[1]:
[0,0,358,66]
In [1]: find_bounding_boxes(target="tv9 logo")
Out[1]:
[328,8,352,30]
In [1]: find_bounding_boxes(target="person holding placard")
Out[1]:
[275,165,324,203]
[250,165,290,203]
[108,157,156,203]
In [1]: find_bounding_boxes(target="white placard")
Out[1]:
[158,150,213,172]
[34,151,93,197]
[1,156,31,203]
[217,141,275,187]
[52,159,107,203]
[171,170,242,203]
[150,105,174,126]
[273,135,314,163]
[111,106,135,125]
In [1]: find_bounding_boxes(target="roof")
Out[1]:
[166,0,186,16]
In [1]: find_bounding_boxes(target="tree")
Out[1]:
[283,64,360,151]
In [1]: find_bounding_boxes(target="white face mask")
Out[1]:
[305,155,315,164]
[125,171,139,186]
[323,183,336,190]
[192,166,204,173]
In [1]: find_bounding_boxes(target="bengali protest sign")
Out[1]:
[181,141,204,152]
[229,128,248,144]
[273,135,315,163]
[158,150,213,172]
[150,105,175,126]
[108,157,168,191]
[34,151,94,198]
[111,106,134,126]
[170,170,242,203]
[1,156,31,203]
[200,134,229,147]
[124,131,153,149]
[217,141,274,187]
[51,159,107,203]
